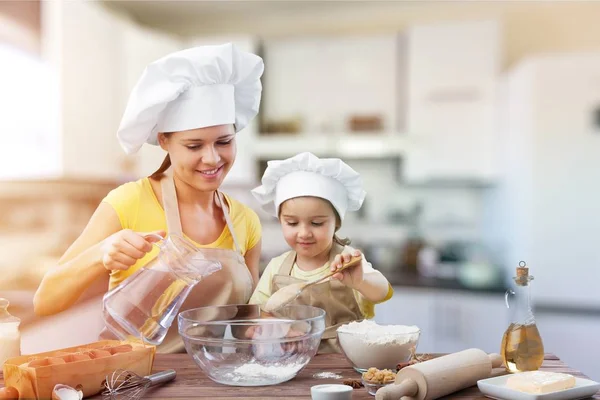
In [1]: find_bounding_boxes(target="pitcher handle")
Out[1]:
[505,289,515,309]
[144,233,165,251]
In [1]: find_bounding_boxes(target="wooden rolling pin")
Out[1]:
[375,348,504,400]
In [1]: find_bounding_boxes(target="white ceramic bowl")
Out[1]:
[311,384,353,400]
[337,323,420,373]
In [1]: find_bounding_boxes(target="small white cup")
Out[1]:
[311,384,353,400]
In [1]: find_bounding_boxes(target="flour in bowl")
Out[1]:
[337,320,420,345]
[233,362,301,377]
[219,359,308,386]
[337,320,420,370]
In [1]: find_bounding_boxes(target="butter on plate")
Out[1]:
[506,371,577,394]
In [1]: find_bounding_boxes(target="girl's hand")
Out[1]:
[330,248,364,289]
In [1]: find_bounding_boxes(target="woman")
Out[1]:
[33,43,264,353]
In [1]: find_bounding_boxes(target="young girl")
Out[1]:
[250,152,393,353]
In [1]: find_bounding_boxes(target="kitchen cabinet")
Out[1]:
[406,20,500,103]
[252,133,412,159]
[403,20,501,182]
[261,35,399,133]
[374,287,508,354]
[40,2,185,181]
[492,53,600,309]
[43,0,129,180]
[43,5,264,183]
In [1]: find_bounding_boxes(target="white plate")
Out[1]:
[477,374,600,400]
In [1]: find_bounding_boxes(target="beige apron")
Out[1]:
[271,243,363,354]
[101,172,254,353]
[158,172,254,353]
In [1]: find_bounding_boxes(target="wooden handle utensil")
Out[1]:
[263,255,362,312]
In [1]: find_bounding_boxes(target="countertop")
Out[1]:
[18,353,589,399]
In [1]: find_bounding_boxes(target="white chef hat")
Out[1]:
[251,152,366,221]
[116,43,264,154]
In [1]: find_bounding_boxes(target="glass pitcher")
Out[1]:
[501,261,544,372]
[102,233,222,345]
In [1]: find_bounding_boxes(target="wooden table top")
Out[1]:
[2,353,598,399]
[99,353,600,399]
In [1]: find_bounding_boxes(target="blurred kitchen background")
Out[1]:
[1,0,599,379]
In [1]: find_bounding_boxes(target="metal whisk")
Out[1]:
[102,369,176,400]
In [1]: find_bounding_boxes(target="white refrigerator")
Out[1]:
[488,51,600,309]
[485,52,600,380]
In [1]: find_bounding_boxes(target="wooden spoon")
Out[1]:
[263,255,362,313]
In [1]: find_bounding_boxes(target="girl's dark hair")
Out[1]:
[150,133,173,179]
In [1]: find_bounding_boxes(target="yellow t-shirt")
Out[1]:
[249,251,393,319]
[102,177,261,290]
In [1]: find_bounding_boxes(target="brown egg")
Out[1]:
[27,358,50,368]
[28,357,67,367]
[86,349,112,359]
[47,357,67,365]
[61,353,91,363]
[108,344,133,355]
[0,386,19,399]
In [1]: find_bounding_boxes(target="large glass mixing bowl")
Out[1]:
[178,304,326,386]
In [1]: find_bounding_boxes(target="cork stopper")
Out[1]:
[517,261,529,277]
[514,261,533,285]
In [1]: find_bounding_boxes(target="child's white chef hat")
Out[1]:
[116,43,264,154]
[252,152,366,221]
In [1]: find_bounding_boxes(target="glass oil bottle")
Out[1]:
[501,261,545,372]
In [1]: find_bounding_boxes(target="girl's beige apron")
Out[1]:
[101,172,254,353]
[270,243,363,354]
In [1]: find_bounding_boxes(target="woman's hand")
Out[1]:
[330,247,365,289]
[100,229,165,271]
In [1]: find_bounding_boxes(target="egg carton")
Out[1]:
[2,340,155,399]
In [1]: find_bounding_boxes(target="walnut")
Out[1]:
[343,379,363,388]
[362,367,396,384]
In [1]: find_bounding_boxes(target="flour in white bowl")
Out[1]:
[337,320,420,370]
[337,320,420,345]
